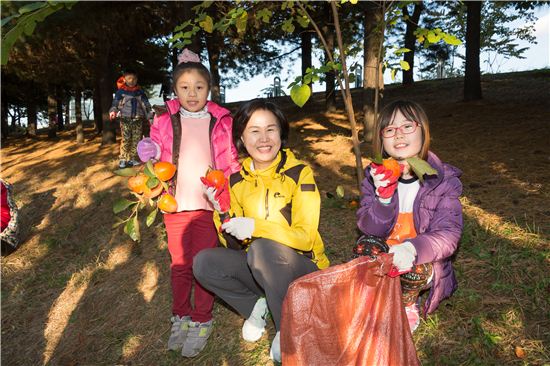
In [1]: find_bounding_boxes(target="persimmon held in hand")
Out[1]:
[204,169,226,190]
[157,193,178,213]
[128,174,148,194]
[382,158,402,179]
[154,161,176,182]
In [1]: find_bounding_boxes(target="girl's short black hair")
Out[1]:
[172,62,211,91]
[232,99,289,156]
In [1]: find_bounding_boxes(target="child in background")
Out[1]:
[136,49,240,358]
[109,70,152,168]
[357,100,463,333]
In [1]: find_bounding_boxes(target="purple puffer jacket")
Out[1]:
[357,151,463,315]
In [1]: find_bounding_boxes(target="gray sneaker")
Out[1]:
[181,320,213,357]
[167,315,191,351]
[128,160,141,167]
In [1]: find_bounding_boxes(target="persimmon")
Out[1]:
[154,161,176,182]
[382,158,401,179]
[157,193,178,213]
[128,174,148,194]
[204,169,226,190]
[143,183,163,198]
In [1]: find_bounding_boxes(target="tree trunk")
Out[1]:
[93,84,102,134]
[464,1,482,101]
[362,2,385,143]
[75,89,84,143]
[56,97,64,131]
[26,101,37,137]
[1,100,9,140]
[10,107,16,129]
[64,96,70,127]
[205,32,222,104]
[322,4,336,111]
[47,90,57,139]
[83,96,91,120]
[301,30,313,94]
[402,2,423,85]
[330,2,364,187]
[15,106,21,127]
[96,52,116,145]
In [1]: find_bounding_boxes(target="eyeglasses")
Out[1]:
[380,121,419,138]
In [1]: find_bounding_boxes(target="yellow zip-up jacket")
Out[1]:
[216,149,329,269]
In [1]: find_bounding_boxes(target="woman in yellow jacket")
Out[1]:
[194,99,329,362]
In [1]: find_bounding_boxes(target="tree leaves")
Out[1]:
[113,198,137,214]
[1,1,76,65]
[113,167,139,177]
[235,11,248,34]
[146,177,159,189]
[281,18,295,33]
[199,15,214,33]
[442,33,462,46]
[290,84,311,108]
[146,207,158,227]
[406,156,438,183]
[256,8,272,23]
[124,214,140,242]
[143,160,156,178]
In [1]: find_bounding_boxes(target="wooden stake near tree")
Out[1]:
[296,1,365,186]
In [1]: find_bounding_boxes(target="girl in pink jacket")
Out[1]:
[136,49,240,358]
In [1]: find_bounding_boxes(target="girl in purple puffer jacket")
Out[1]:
[357,100,463,333]
[136,49,240,357]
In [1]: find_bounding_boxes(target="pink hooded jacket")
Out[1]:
[150,99,240,180]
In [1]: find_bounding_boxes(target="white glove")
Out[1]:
[221,217,255,240]
[202,186,221,212]
[388,241,417,271]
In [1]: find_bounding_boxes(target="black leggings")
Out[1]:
[193,238,318,331]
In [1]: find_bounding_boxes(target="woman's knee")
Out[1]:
[247,239,283,272]
[193,248,217,280]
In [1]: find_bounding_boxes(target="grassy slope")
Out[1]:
[1,70,549,365]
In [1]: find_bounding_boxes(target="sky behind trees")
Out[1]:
[223,7,549,103]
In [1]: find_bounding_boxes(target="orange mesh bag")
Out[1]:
[281,255,419,366]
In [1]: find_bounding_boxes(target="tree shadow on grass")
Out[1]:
[414,213,549,365]
[1,187,119,365]
[43,231,274,365]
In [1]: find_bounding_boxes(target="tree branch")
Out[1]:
[258,45,301,64]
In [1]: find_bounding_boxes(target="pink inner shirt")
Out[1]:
[174,115,213,212]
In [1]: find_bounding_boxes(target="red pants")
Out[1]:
[164,210,217,322]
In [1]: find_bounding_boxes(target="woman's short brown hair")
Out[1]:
[372,100,431,160]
